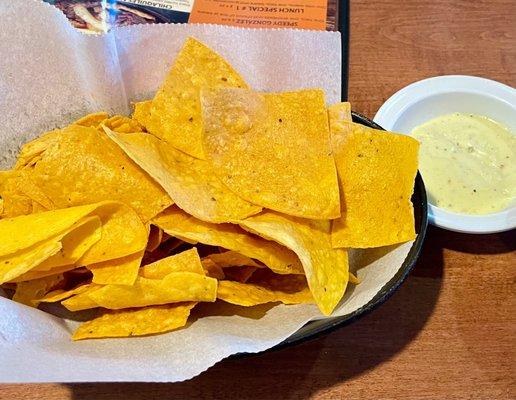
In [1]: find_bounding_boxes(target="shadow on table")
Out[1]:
[65,229,446,400]
[431,225,516,255]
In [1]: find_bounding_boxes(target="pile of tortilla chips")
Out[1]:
[0,37,419,340]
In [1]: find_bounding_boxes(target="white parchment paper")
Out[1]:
[0,0,415,383]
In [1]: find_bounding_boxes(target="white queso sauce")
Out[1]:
[411,112,515,214]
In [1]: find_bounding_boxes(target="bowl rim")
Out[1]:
[233,111,429,357]
[373,74,516,234]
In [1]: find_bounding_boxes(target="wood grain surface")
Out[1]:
[1,1,515,399]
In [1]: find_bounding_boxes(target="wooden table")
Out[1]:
[2,1,515,398]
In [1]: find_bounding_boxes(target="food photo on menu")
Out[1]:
[0,0,513,397]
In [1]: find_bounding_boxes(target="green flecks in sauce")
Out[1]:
[411,112,515,214]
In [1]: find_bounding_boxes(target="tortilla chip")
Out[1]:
[0,201,147,279]
[238,211,348,315]
[217,280,312,306]
[201,88,340,219]
[72,303,195,340]
[73,112,109,128]
[0,175,33,217]
[349,272,361,285]
[329,118,419,248]
[73,113,144,133]
[0,240,62,284]
[23,125,172,222]
[78,202,148,265]
[40,282,98,303]
[145,37,249,159]
[146,225,163,252]
[102,115,145,133]
[140,248,204,279]
[328,102,351,125]
[0,170,54,217]
[11,264,79,283]
[61,288,101,311]
[63,272,217,311]
[31,201,48,213]
[14,129,63,170]
[105,129,261,223]
[248,268,309,291]
[12,273,65,307]
[87,251,144,286]
[132,101,152,128]
[200,258,225,280]
[204,251,260,282]
[2,211,104,283]
[153,207,303,275]
[0,203,101,256]
[35,216,102,271]
[204,251,261,269]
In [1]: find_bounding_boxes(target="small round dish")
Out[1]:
[374,75,516,234]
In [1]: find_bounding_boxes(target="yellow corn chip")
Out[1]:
[0,201,147,278]
[61,289,101,311]
[0,170,54,218]
[132,100,152,128]
[153,207,303,275]
[146,225,163,252]
[217,280,312,306]
[35,216,102,271]
[0,173,33,218]
[201,88,340,219]
[101,115,145,133]
[11,264,79,283]
[145,37,248,159]
[40,283,99,303]
[140,248,204,279]
[13,273,65,307]
[204,251,261,269]
[0,240,62,284]
[238,211,348,315]
[249,268,310,292]
[64,272,217,311]
[23,125,172,222]
[200,258,225,280]
[78,202,148,265]
[74,112,144,133]
[2,212,102,283]
[73,112,109,128]
[349,272,361,285]
[0,203,101,255]
[5,170,54,209]
[205,251,260,282]
[87,251,144,286]
[31,201,48,213]
[1,205,110,283]
[329,117,419,248]
[105,129,261,223]
[14,130,63,170]
[72,303,195,340]
[64,248,205,310]
[328,102,351,126]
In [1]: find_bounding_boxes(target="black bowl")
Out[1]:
[270,111,428,351]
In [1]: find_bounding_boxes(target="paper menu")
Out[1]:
[0,0,413,383]
[43,1,336,33]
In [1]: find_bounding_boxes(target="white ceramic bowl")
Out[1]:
[374,75,516,234]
